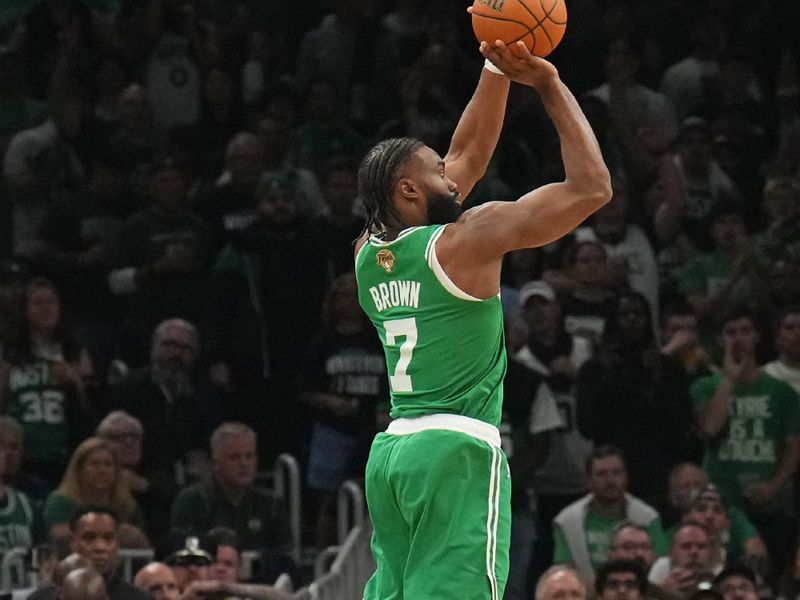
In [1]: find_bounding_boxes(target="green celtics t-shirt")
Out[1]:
[679,251,733,296]
[553,512,667,571]
[691,372,800,507]
[5,359,69,464]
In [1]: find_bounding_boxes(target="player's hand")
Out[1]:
[477,39,559,92]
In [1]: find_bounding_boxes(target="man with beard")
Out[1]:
[553,446,667,583]
[353,37,611,600]
[665,465,766,569]
[111,318,210,488]
[194,133,266,253]
[648,522,715,599]
[692,306,800,577]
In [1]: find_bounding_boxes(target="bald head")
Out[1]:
[135,562,181,600]
[54,553,93,586]
[61,568,108,600]
[536,566,586,600]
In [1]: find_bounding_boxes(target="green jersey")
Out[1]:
[691,372,800,507]
[356,225,506,426]
[0,488,33,554]
[5,360,68,464]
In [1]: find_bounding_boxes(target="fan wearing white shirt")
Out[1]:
[763,306,800,395]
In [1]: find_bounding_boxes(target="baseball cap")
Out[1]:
[687,483,729,514]
[158,533,214,567]
[519,280,556,307]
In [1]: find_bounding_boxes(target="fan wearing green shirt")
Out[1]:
[691,306,800,578]
[553,446,668,583]
[679,205,765,327]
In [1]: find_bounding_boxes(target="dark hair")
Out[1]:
[715,304,758,334]
[3,277,82,365]
[672,519,710,542]
[713,564,757,588]
[601,291,654,348]
[205,526,241,555]
[595,559,648,595]
[775,304,800,332]
[357,137,424,237]
[585,444,626,475]
[610,522,652,549]
[69,505,119,532]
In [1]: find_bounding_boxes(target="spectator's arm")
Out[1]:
[181,580,289,600]
[695,376,734,438]
[652,154,685,243]
[746,434,800,506]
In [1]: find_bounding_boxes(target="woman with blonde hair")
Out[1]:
[42,437,147,545]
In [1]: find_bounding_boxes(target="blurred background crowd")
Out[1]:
[1,0,800,598]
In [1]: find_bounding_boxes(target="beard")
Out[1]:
[426,192,463,225]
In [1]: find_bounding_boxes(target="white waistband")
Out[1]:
[386,413,501,448]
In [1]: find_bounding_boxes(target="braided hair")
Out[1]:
[357,137,425,239]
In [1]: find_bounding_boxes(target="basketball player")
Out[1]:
[355,39,611,600]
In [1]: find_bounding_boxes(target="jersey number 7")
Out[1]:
[384,318,418,393]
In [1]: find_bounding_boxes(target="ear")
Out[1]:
[397,177,420,201]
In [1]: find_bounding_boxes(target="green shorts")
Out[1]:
[363,421,511,600]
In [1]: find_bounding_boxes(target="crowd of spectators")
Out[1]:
[1,0,800,598]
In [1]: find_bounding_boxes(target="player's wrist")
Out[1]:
[483,58,504,76]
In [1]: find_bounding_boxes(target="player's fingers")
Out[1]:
[514,40,535,62]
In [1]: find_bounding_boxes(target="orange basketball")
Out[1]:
[471,0,567,58]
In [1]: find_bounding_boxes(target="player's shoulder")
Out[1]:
[440,201,513,241]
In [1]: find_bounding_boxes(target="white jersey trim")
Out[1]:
[367,226,425,246]
[426,225,481,302]
[386,413,501,448]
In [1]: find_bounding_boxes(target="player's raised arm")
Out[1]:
[448,42,611,259]
[442,39,511,202]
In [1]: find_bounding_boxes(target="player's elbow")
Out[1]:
[566,168,612,209]
[589,165,613,206]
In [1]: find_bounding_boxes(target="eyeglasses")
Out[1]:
[605,579,639,591]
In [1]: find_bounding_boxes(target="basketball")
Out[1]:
[471,0,567,58]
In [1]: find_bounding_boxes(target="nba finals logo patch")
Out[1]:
[478,0,505,11]
[376,249,395,273]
